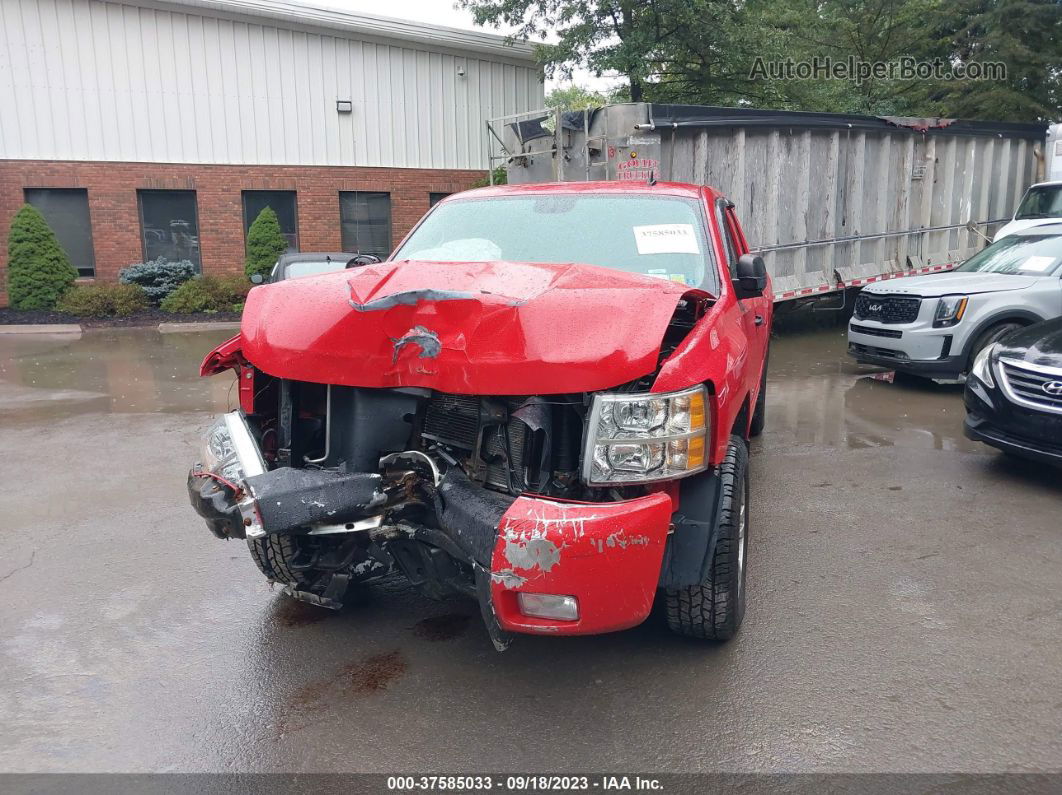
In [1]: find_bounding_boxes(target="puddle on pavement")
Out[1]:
[765,327,983,453]
[0,328,235,422]
[0,324,982,453]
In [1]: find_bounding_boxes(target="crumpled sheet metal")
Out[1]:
[237,259,700,395]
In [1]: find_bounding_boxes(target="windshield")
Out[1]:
[393,194,718,291]
[955,233,1062,276]
[1014,185,1062,220]
[283,259,350,280]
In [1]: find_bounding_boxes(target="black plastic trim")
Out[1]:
[964,416,1062,466]
[658,466,723,589]
[848,345,966,379]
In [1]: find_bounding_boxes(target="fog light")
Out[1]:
[517,593,579,622]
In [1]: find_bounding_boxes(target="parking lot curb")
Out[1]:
[158,322,241,333]
[0,323,82,335]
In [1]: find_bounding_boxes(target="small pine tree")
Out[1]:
[6,204,78,310]
[245,206,289,280]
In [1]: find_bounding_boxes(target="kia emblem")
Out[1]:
[1043,380,1062,396]
[868,303,883,312]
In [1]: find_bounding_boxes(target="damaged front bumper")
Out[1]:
[188,411,676,642]
[487,492,673,636]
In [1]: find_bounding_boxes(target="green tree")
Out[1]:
[6,204,78,310]
[463,0,1061,122]
[462,0,779,106]
[460,0,685,101]
[749,0,1061,120]
[743,0,947,115]
[244,206,288,280]
[928,0,1062,121]
[470,166,509,188]
[546,84,611,110]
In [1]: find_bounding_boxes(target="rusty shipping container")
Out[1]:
[490,103,1048,301]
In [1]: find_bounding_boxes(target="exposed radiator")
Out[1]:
[422,394,530,491]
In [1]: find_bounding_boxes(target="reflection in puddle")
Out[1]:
[1,325,984,454]
[0,328,235,422]
[765,328,983,453]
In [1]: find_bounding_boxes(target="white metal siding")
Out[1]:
[0,0,544,167]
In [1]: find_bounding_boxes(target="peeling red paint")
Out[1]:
[489,493,673,635]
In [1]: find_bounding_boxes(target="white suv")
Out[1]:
[848,225,1062,380]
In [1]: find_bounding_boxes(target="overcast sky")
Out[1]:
[310,0,619,94]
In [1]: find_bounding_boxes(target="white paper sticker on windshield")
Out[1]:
[633,224,699,255]
[1018,255,1056,272]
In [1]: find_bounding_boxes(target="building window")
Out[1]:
[137,190,201,268]
[429,192,450,207]
[339,192,392,258]
[24,188,96,277]
[243,191,298,251]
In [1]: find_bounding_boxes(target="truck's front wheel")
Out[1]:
[247,535,314,588]
[665,435,749,640]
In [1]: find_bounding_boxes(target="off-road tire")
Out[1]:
[247,535,314,587]
[665,435,750,640]
[964,322,1022,375]
[749,358,768,437]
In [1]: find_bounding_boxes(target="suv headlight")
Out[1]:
[197,412,267,484]
[970,343,997,388]
[933,296,968,328]
[583,386,708,485]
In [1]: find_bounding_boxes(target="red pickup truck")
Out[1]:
[189,181,772,649]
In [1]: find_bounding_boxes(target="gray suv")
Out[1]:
[848,225,1062,380]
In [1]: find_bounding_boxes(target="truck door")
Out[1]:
[715,199,769,382]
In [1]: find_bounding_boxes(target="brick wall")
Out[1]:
[0,160,483,305]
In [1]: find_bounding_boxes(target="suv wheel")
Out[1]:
[665,435,749,640]
[965,322,1022,375]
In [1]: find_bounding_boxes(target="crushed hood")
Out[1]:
[863,271,1038,298]
[240,260,701,394]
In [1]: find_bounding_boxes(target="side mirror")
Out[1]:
[733,253,767,299]
[346,254,382,268]
[249,273,265,284]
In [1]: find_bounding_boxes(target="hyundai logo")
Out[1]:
[1043,380,1062,396]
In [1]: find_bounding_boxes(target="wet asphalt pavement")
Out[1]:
[0,325,1059,774]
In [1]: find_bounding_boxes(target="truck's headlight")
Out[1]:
[933,296,968,327]
[970,343,997,388]
[197,412,267,484]
[583,386,708,485]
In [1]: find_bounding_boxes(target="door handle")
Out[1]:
[754,315,765,326]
